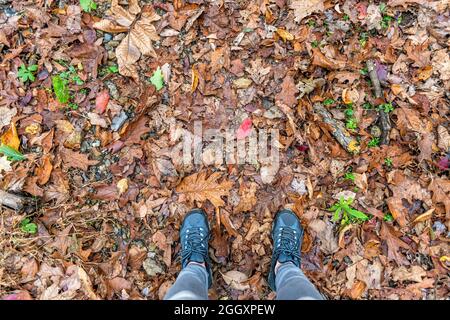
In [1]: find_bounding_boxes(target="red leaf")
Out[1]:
[236,118,252,140]
[95,90,109,114]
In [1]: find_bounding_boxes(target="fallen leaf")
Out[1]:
[36,154,53,185]
[276,75,298,108]
[0,107,17,130]
[60,147,99,171]
[221,270,250,291]
[290,0,325,23]
[176,171,233,208]
[1,122,20,151]
[236,118,253,140]
[276,28,294,41]
[95,90,109,114]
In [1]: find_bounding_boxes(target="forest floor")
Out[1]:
[0,0,449,300]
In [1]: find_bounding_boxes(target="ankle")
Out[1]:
[188,261,206,268]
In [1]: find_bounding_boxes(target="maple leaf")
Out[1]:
[176,171,233,208]
[290,0,324,23]
[93,0,160,80]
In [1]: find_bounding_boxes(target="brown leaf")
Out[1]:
[386,197,409,227]
[60,147,98,171]
[311,48,346,70]
[235,181,258,212]
[428,178,450,214]
[176,171,233,208]
[275,75,298,108]
[221,270,250,291]
[380,222,410,265]
[290,0,324,23]
[36,155,53,185]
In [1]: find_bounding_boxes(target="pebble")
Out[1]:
[103,33,113,42]
[105,81,119,100]
[111,111,128,132]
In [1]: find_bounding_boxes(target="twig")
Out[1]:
[0,190,28,211]
[366,60,382,99]
[366,60,391,145]
[313,103,360,154]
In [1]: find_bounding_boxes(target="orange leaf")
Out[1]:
[276,28,294,42]
[191,67,199,93]
[36,155,53,185]
[1,122,20,151]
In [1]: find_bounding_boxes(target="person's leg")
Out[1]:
[164,262,209,300]
[163,208,212,300]
[275,262,323,300]
[268,209,324,300]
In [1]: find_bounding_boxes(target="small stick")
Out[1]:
[366,59,391,145]
[313,103,360,154]
[0,190,27,211]
[366,60,382,99]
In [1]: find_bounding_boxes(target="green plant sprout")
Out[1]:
[18,64,38,83]
[80,0,97,12]
[383,212,394,222]
[20,218,37,234]
[323,98,335,106]
[384,157,393,167]
[59,65,84,85]
[368,137,380,148]
[311,40,319,48]
[359,32,368,47]
[344,172,355,182]
[378,102,394,113]
[346,118,358,130]
[329,197,369,226]
[0,144,25,161]
[362,102,373,109]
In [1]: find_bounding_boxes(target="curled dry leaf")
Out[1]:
[221,270,250,291]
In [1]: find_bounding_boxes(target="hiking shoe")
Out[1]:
[268,209,304,291]
[180,208,213,288]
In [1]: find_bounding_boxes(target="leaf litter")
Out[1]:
[0,0,448,301]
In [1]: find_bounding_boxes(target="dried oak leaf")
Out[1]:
[93,0,160,80]
[275,75,298,108]
[290,0,325,23]
[176,171,233,208]
[428,178,450,214]
[60,147,99,171]
[380,222,410,265]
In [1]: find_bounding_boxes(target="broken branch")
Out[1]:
[366,59,391,145]
[313,103,360,154]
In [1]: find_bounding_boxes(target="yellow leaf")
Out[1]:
[191,68,199,93]
[117,178,129,195]
[412,208,434,224]
[1,122,20,151]
[348,139,360,154]
[176,171,233,208]
[25,123,41,135]
[276,28,294,42]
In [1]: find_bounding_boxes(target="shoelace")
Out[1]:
[275,227,301,260]
[181,227,208,263]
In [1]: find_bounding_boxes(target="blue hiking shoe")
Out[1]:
[268,209,304,291]
[180,208,212,288]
